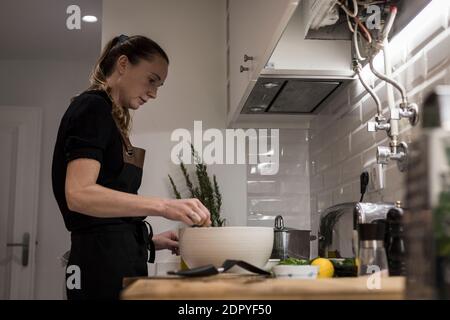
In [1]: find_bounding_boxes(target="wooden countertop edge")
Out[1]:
[121,276,405,300]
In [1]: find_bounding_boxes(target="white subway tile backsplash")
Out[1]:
[339,105,362,136]
[332,183,355,204]
[280,179,309,195]
[248,195,309,214]
[317,191,332,213]
[426,30,450,75]
[361,97,376,125]
[374,128,389,145]
[384,165,405,191]
[323,166,341,190]
[351,125,375,155]
[341,155,362,184]
[408,13,446,57]
[323,86,351,117]
[310,173,323,192]
[333,135,351,164]
[315,146,332,172]
[362,145,377,167]
[310,114,334,134]
[280,144,309,162]
[348,78,369,107]
[405,52,427,93]
[247,129,311,229]
[247,180,278,194]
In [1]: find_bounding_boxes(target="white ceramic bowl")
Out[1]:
[272,265,319,279]
[179,226,274,269]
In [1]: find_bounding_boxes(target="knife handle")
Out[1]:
[167,264,218,277]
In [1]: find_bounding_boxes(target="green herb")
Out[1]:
[279,258,310,265]
[168,144,225,227]
[329,258,356,267]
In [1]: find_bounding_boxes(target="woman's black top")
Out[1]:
[51,90,144,232]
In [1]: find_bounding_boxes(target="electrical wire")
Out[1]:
[357,0,387,6]
[353,23,366,61]
[338,0,359,18]
[354,16,372,43]
[346,10,355,32]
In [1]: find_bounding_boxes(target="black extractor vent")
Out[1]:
[241,77,347,115]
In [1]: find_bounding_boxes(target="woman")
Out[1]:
[51,34,211,300]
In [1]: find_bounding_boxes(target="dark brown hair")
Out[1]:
[88,35,169,136]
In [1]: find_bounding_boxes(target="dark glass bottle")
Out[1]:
[385,207,406,276]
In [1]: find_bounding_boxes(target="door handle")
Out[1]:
[7,232,30,266]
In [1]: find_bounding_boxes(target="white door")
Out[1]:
[0,106,42,299]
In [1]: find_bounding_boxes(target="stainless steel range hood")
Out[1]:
[238,0,354,117]
[241,74,351,115]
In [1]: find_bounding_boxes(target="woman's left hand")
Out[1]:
[152,230,179,255]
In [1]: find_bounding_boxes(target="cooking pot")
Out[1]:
[270,215,316,260]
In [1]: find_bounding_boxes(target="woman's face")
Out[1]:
[116,54,168,110]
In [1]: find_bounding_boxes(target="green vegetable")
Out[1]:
[329,258,356,267]
[279,258,310,265]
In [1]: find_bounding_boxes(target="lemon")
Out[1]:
[311,258,334,278]
[180,258,189,270]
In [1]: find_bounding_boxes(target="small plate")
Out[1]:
[263,259,280,271]
[272,265,319,279]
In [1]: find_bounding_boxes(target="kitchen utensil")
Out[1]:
[270,215,314,260]
[167,259,271,277]
[357,223,389,277]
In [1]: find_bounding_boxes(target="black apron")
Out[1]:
[66,125,155,300]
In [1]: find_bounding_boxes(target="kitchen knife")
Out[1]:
[167,259,271,277]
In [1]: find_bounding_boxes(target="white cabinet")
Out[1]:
[227,0,299,127]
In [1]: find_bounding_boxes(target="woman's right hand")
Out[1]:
[162,198,211,226]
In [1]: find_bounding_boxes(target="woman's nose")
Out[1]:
[147,88,157,99]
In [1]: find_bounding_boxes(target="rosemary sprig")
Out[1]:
[168,144,225,227]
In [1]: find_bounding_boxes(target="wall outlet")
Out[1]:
[366,163,385,192]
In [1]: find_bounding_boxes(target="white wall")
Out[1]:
[102,0,247,273]
[309,1,450,258]
[0,59,98,299]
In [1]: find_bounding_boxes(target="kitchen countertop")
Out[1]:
[120,274,405,300]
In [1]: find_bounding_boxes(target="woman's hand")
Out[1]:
[162,199,211,226]
[152,230,180,255]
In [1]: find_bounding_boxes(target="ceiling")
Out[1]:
[0,0,102,60]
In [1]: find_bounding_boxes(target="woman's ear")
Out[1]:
[116,55,129,75]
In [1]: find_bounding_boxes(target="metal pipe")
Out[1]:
[382,6,397,40]
[369,53,407,104]
[383,38,400,140]
[354,65,383,117]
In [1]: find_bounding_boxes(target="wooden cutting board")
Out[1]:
[121,275,405,300]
